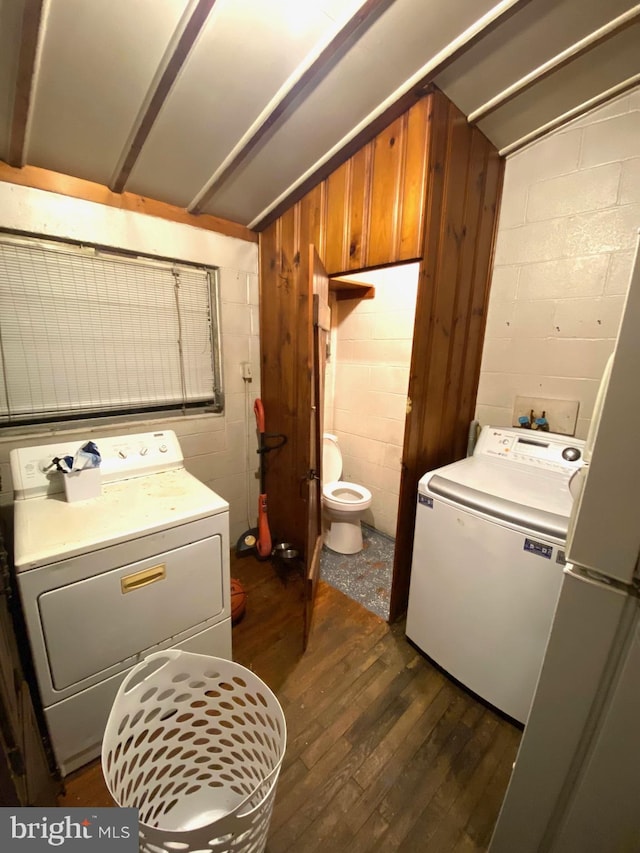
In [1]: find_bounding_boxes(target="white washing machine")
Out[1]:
[11,430,231,776]
[406,426,585,724]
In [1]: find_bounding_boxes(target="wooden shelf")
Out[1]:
[328,276,375,301]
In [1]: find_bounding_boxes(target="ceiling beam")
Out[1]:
[498,73,640,157]
[7,0,45,167]
[468,5,640,124]
[249,0,528,231]
[187,0,397,215]
[110,0,217,194]
[0,160,257,243]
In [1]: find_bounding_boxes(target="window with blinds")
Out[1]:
[0,234,223,427]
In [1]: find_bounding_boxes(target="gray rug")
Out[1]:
[320,524,394,620]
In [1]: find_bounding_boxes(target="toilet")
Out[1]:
[322,433,372,554]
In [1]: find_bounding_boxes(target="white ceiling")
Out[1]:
[1,0,638,229]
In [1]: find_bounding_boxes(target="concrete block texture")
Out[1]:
[476,86,640,438]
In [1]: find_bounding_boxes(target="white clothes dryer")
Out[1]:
[11,430,231,776]
[406,426,585,724]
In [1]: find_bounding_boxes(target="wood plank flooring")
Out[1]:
[59,552,521,851]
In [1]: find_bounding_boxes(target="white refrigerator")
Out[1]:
[489,230,640,853]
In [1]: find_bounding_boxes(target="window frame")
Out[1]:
[0,231,224,430]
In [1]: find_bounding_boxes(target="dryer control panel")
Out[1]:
[10,431,184,499]
[475,427,585,474]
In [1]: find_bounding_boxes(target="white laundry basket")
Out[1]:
[102,650,286,853]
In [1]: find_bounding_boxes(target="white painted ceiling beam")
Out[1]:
[499,73,640,157]
[468,4,640,124]
[476,22,639,150]
[9,0,47,167]
[108,0,214,194]
[186,0,382,214]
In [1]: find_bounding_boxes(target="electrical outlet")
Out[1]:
[241,362,252,380]
[512,397,579,436]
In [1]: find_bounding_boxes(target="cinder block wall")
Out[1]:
[476,87,640,438]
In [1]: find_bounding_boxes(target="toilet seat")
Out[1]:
[322,480,372,512]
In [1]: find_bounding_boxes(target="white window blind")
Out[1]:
[0,235,223,426]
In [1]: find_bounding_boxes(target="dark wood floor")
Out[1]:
[60,552,520,852]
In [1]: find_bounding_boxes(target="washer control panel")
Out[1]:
[475,427,585,473]
[10,431,183,499]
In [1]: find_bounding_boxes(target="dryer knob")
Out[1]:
[159,445,168,453]
[118,450,127,459]
[562,447,581,461]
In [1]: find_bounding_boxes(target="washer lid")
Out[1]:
[322,435,342,483]
[419,456,575,539]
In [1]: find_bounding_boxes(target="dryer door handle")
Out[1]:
[120,564,166,594]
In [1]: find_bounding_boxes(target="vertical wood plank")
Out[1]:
[259,220,280,432]
[454,145,504,460]
[398,91,449,496]
[346,144,372,271]
[442,131,490,462]
[293,201,313,554]
[305,247,330,645]
[280,203,298,444]
[421,103,472,465]
[257,219,280,537]
[366,116,404,268]
[398,98,430,261]
[324,163,349,274]
[311,182,328,263]
[260,205,305,549]
[293,199,317,559]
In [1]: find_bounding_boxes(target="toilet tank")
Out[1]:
[322,434,342,482]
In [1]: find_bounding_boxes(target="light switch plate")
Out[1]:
[512,397,579,436]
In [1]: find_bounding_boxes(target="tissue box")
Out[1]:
[63,467,102,502]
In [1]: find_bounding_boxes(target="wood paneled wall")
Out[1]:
[259,89,503,617]
[259,188,323,554]
[259,97,432,551]
[391,94,504,619]
[322,97,431,274]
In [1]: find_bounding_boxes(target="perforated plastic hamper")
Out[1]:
[102,650,286,853]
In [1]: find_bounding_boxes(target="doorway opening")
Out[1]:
[320,262,420,620]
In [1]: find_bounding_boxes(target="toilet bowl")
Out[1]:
[322,433,372,554]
